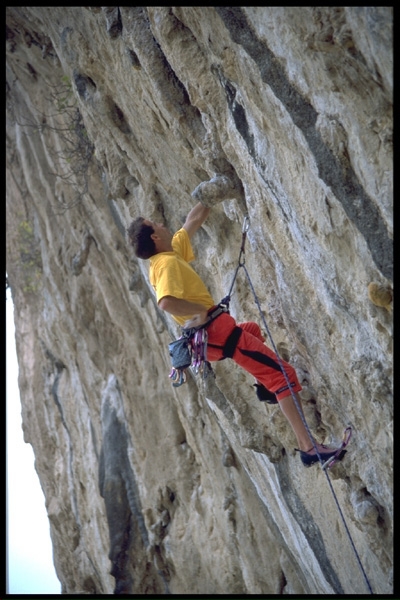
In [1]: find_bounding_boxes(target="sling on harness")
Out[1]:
[168,304,229,387]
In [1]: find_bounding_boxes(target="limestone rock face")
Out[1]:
[6,7,392,595]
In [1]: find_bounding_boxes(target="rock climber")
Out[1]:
[127,176,343,467]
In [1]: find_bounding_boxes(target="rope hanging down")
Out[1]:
[223,215,373,595]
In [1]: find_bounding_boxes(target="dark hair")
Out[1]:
[127,217,156,259]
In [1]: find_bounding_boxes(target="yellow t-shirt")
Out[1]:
[149,228,215,325]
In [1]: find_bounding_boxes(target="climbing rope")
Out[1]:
[224,215,373,595]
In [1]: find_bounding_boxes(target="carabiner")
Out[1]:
[242,215,250,233]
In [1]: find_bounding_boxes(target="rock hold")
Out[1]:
[191,174,245,207]
[368,282,392,312]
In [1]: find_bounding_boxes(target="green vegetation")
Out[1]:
[18,219,42,295]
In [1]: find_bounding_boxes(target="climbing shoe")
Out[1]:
[296,445,345,467]
[253,383,278,404]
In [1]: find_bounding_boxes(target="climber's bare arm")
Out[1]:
[158,295,208,328]
[183,203,210,239]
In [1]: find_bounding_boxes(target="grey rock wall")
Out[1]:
[6,7,392,595]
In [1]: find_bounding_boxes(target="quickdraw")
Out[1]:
[169,328,209,387]
[192,328,208,374]
[169,367,187,387]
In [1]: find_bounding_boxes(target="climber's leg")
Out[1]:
[238,322,280,401]
[278,392,339,457]
[278,392,312,451]
[238,321,265,341]
[230,328,302,397]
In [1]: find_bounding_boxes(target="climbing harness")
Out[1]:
[220,214,373,595]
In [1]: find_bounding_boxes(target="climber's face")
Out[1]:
[145,220,173,252]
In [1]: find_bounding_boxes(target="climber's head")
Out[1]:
[127,217,173,258]
[127,217,156,259]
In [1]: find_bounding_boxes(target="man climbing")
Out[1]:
[127,176,343,467]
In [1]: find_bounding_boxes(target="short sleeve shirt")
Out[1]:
[149,228,215,325]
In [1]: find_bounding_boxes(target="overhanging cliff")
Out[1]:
[6,7,392,595]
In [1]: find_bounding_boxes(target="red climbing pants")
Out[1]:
[206,311,302,401]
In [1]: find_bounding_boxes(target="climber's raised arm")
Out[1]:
[182,203,210,239]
